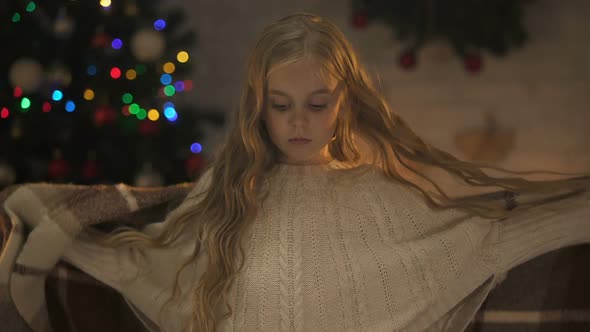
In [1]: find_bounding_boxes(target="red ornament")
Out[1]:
[352,11,369,29]
[138,120,161,136]
[94,106,117,126]
[399,51,417,70]
[48,152,71,180]
[185,154,204,177]
[82,159,100,180]
[464,54,483,73]
[92,33,110,48]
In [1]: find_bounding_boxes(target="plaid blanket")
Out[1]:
[0,182,588,332]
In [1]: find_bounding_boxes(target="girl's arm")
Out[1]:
[492,195,590,274]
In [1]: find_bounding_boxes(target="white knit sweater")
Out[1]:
[62,160,590,332]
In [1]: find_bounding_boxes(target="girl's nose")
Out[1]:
[289,109,308,125]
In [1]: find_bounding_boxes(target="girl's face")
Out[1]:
[262,58,345,165]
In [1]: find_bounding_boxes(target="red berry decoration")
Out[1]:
[464,53,483,73]
[138,120,161,137]
[399,51,417,70]
[48,150,71,180]
[94,106,117,127]
[91,33,110,48]
[352,11,369,29]
[185,153,204,177]
[82,159,100,180]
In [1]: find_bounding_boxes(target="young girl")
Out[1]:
[1,12,589,332]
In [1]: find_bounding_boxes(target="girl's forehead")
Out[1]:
[267,60,339,89]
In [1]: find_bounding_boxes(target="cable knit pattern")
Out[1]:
[2,160,588,332]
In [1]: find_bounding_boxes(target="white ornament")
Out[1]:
[134,162,164,187]
[47,63,72,86]
[9,58,43,93]
[54,10,75,38]
[131,28,165,62]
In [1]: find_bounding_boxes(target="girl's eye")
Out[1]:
[310,104,327,110]
[271,104,327,111]
[272,104,288,110]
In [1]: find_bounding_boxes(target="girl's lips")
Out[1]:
[289,139,311,144]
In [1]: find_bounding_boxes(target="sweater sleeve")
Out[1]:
[61,167,213,292]
[491,193,590,274]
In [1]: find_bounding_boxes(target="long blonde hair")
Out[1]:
[102,12,590,331]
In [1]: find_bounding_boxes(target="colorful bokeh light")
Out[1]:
[163,62,175,74]
[87,65,97,76]
[154,19,166,31]
[148,109,160,121]
[1,107,10,118]
[26,2,36,12]
[111,38,123,50]
[83,89,95,100]
[190,143,202,154]
[122,93,133,104]
[13,87,23,98]
[160,74,172,85]
[65,100,76,112]
[110,67,121,79]
[21,97,31,109]
[126,69,137,80]
[176,51,189,63]
[163,85,175,96]
[52,90,63,101]
[129,103,139,114]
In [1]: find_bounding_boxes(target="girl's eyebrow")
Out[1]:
[268,88,332,97]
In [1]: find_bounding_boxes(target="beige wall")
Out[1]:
[168,0,590,179]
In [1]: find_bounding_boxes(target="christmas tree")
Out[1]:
[0,0,225,188]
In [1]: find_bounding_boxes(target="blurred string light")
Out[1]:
[122,93,133,104]
[87,65,97,76]
[147,108,159,121]
[136,108,146,120]
[26,2,36,12]
[52,90,63,101]
[129,103,139,114]
[176,51,189,63]
[121,104,130,116]
[83,89,95,100]
[135,64,147,75]
[163,62,175,73]
[154,19,166,31]
[21,97,31,110]
[111,38,123,50]
[174,81,185,92]
[163,85,175,96]
[42,102,51,112]
[1,107,10,118]
[99,0,111,8]
[126,69,137,80]
[110,67,121,79]
[65,100,76,112]
[163,102,177,121]
[13,87,23,98]
[160,74,172,85]
[12,13,21,23]
[190,143,202,154]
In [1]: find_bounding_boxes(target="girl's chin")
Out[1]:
[279,155,333,165]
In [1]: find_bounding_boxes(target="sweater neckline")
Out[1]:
[273,159,370,177]
[274,159,337,175]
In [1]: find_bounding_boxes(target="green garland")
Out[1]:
[352,0,532,72]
